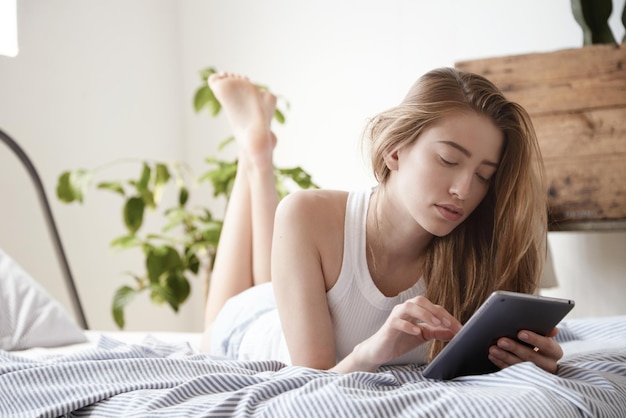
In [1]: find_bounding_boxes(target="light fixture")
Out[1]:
[0,0,18,57]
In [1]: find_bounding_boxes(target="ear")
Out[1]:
[383,148,400,171]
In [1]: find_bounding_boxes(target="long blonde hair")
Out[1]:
[365,67,547,360]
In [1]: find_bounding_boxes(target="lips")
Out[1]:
[435,204,465,222]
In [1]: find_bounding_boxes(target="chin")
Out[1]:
[424,221,461,238]
[430,229,455,238]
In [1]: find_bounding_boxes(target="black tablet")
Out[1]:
[423,291,575,380]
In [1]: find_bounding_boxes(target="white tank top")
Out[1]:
[327,188,429,366]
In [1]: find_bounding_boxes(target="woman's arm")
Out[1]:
[272,190,339,370]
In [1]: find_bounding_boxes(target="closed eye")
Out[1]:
[476,173,490,183]
[475,171,496,184]
[439,156,457,166]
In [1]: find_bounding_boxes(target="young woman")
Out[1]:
[200,68,562,375]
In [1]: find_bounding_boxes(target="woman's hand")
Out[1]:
[348,296,462,371]
[488,328,563,374]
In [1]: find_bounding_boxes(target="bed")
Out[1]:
[1,248,626,418]
[2,133,626,417]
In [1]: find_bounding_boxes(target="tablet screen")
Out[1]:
[423,291,575,380]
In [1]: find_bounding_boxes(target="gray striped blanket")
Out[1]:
[1,316,625,418]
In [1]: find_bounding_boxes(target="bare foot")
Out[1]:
[208,72,277,166]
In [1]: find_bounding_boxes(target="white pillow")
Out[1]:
[0,248,87,350]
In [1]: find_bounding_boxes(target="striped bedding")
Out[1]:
[1,316,625,418]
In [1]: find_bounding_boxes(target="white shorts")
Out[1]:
[209,282,291,365]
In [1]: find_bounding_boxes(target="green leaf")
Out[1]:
[199,159,238,198]
[56,172,77,203]
[149,284,168,305]
[137,163,151,191]
[570,0,617,45]
[56,170,93,203]
[201,221,222,247]
[186,250,200,275]
[164,271,191,311]
[148,270,190,312]
[145,245,183,284]
[179,186,189,206]
[274,108,285,124]
[111,285,140,329]
[198,66,218,82]
[217,136,235,151]
[194,85,212,112]
[277,166,320,190]
[97,181,125,196]
[194,85,221,116]
[153,163,171,204]
[155,163,171,184]
[162,207,187,232]
[110,234,141,250]
[198,207,214,222]
[140,189,156,209]
[124,196,145,234]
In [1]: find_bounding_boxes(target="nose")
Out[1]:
[449,172,472,200]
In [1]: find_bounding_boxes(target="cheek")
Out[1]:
[412,154,444,180]
[407,162,443,194]
[467,184,490,212]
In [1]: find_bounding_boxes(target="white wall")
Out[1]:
[0,0,624,332]
[0,0,204,332]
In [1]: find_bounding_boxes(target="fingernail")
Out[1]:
[498,340,509,348]
[442,318,452,327]
[432,316,441,325]
[519,332,529,341]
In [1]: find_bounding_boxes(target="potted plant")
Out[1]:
[56,67,319,328]
[455,0,626,230]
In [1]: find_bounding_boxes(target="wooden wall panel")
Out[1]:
[456,44,626,226]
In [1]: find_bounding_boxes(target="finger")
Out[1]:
[419,323,458,342]
[388,315,423,337]
[387,310,456,343]
[405,296,462,331]
[518,330,563,360]
[391,319,457,344]
[497,337,559,374]
[546,327,559,338]
[488,344,522,369]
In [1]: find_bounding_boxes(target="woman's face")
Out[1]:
[389,111,504,237]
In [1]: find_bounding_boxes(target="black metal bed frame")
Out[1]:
[0,128,88,329]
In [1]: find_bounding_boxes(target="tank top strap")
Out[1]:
[327,188,372,303]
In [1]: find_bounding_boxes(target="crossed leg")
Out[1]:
[200,73,280,352]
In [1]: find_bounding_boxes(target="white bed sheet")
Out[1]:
[2,316,625,417]
[11,324,624,362]
[11,330,203,359]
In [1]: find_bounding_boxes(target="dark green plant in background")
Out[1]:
[570,0,626,44]
[57,67,318,328]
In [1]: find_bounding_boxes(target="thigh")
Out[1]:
[209,282,276,358]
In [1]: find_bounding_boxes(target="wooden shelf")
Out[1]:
[548,219,626,232]
[455,45,626,234]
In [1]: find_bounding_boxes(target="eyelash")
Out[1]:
[439,157,456,166]
[476,174,490,184]
[439,156,491,184]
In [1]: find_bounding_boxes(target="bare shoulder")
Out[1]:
[275,189,348,288]
[276,189,348,225]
